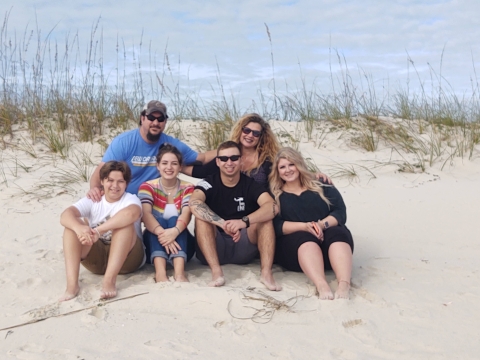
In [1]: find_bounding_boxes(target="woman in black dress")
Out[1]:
[269,147,354,299]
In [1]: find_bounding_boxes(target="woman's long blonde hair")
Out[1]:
[230,113,280,174]
[269,147,331,212]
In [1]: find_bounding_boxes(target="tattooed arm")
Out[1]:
[223,192,278,235]
[189,189,225,228]
[249,192,278,224]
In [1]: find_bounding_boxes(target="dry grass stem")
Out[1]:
[0,292,149,332]
[0,15,478,173]
[227,287,313,324]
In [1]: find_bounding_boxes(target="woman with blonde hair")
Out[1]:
[270,147,354,300]
[186,113,330,187]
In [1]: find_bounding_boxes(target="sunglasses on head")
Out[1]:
[146,114,166,122]
[217,155,241,162]
[242,127,262,138]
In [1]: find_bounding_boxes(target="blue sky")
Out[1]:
[2,0,480,109]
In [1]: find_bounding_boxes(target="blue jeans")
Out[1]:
[143,216,194,264]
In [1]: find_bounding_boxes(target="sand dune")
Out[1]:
[1,120,479,359]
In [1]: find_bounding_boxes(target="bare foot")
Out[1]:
[260,271,282,291]
[174,274,189,282]
[59,285,80,302]
[172,257,187,283]
[208,276,225,287]
[335,280,350,299]
[316,283,334,300]
[100,281,117,300]
[208,267,225,287]
[155,273,169,283]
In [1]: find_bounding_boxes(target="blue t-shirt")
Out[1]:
[102,129,198,194]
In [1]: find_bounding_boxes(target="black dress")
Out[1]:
[273,186,354,271]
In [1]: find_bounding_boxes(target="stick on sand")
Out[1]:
[0,292,149,332]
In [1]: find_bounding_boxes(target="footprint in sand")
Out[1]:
[153,280,174,289]
[32,248,59,260]
[25,235,42,245]
[39,249,61,261]
[269,350,297,358]
[342,319,364,328]
[10,343,70,358]
[87,306,108,320]
[351,283,386,304]
[341,317,379,347]
[17,277,43,289]
[213,318,258,337]
[77,289,93,303]
[144,338,199,357]
[214,320,226,328]
[23,302,60,320]
[18,343,45,354]
[330,348,359,360]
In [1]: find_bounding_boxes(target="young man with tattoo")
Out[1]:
[189,141,281,290]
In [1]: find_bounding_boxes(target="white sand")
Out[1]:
[1,119,480,359]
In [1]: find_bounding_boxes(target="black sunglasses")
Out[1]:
[242,127,262,138]
[217,155,241,162]
[146,114,166,122]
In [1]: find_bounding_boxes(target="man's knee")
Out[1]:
[63,227,76,237]
[112,224,137,246]
[112,223,135,234]
[194,218,215,238]
[257,220,274,232]
[249,220,274,243]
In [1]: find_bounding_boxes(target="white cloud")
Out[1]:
[1,0,479,108]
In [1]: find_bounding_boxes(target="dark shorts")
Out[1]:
[275,224,354,272]
[81,235,146,275]
[196,228,259,265]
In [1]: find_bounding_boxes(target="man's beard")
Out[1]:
[146,129,161,142]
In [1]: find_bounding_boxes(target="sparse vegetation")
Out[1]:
[0,13,479,194]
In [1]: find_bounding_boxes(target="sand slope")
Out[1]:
[1,120,479,359]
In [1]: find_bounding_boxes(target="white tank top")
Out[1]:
[163,203,178,220]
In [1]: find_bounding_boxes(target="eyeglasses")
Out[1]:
[146,114,166,122]
[217,155,241,162]
[242,127,262,138]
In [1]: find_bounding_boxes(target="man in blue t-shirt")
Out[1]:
[87,100,215,200]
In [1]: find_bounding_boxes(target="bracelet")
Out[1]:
[174,226,181,235]
[153,225,162,233]
[177,219,187,228]
[93,227,101,237]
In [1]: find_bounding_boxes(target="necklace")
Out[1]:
[159,178,179,196]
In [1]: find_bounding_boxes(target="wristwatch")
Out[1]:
[323,221,330,230]
[242,216,250,228]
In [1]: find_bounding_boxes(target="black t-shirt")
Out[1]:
[191,158,273,188]
[195,172,268,220]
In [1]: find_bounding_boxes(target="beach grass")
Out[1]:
[1,15,479,184]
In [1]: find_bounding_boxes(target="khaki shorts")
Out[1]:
[81,235,146,275]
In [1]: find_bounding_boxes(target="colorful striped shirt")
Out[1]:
[137,178,194,219]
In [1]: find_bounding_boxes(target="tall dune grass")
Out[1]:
[0,13,479,176]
